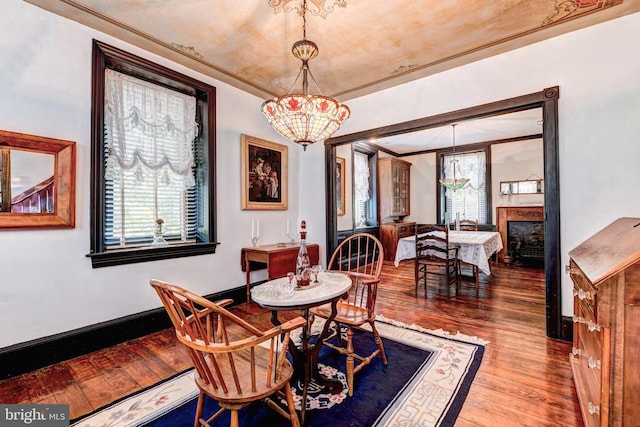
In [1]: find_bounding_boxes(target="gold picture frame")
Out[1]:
[241,134,288,210]
[336,156,345,216]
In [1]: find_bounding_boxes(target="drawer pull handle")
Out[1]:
[572,317,601,332]
[588,402,600,415]
[573,288,593,301]
[572,347,582,356]
[588,357,601,369]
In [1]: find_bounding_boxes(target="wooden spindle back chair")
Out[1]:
[415,224,460,297]
[150,279,305,427]
[310,233,387,396]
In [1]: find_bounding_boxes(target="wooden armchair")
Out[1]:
[309,233,387,396]
[415,224,459,297]
[150,279,305,427]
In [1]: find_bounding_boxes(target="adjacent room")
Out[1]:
[1,1,640,426]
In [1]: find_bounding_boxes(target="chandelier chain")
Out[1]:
[302,0,308,39]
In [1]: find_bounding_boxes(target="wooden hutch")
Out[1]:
[378,158,413,261]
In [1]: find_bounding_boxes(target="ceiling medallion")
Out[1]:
[268,0,347,19]
[261,0,350,150]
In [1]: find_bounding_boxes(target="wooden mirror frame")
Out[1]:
[325,87,566,340]
[0,130,76,230]
[500,179,544,195]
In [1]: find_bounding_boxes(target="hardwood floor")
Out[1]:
[0,261,583,426]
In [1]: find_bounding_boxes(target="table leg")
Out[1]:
[270,297,344,426]
[245,258,251,303]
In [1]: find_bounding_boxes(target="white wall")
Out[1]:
[301,11,640,316]
[0,0,300,348]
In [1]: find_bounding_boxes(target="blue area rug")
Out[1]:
[72,318,486,427]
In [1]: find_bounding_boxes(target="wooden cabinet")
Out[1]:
[378,158,411,222]
[380,222,415,261]
[568,217,640,427]
[241,243,319,302]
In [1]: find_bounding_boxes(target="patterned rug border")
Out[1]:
[375,314,490,345]
[72,319,486,427]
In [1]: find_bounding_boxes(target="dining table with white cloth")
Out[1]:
[394,230,503,275]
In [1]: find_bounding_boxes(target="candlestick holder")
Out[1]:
[287,232,296,243]
[251,236,259,247]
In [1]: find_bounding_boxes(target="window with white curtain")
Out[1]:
[104,69,197,247]
[354,151,370,227]
[89,41,216,268]
[441,150,488,223]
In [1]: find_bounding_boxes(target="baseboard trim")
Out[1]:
[0,285,248,379]
[560,315,573,342]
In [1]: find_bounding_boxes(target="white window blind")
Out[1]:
[103,69,197,247]
[442,151,487,223]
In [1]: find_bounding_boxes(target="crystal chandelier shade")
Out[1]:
[261,0,350,150]
[439,124,470,192]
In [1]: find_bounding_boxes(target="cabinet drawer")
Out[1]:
[578,322,602,374]
[578,359,602,427]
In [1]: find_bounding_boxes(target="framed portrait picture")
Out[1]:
[336,156,345,216]
[241,134,288,210]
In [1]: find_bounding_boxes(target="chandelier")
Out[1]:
[261,0,350,151]
[439,124,470,192]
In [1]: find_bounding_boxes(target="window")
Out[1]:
[440,150,488,224]
[353,148,377,228]
[88,41,217,268]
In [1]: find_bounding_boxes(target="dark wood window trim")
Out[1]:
[436,145,492,225]
[87,40,218,268]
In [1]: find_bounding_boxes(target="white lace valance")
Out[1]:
[354,152,370,201]
[104,68,197,188]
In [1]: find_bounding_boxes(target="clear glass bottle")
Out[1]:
[296,220,311,286]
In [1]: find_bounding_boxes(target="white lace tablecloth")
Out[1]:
[394,231,503,275]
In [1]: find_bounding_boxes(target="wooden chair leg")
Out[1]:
[230,410,239,427]
[194,391,205,427]
[284,383,300,427]
[346,326,355,397]
[370,320,387,364]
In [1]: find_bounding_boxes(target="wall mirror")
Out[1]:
[500,179,544,195]
[325,87,563,339]
[0,130,76,230]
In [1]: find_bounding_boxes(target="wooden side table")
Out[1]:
[241,243,319,302]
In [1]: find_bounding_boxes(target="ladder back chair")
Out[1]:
[150,279,305,427]
[458,219,479,231]
[310,233,387,397]
[415,224,460,297]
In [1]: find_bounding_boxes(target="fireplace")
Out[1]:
[496,206,544,265]
[507,220,544,266]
